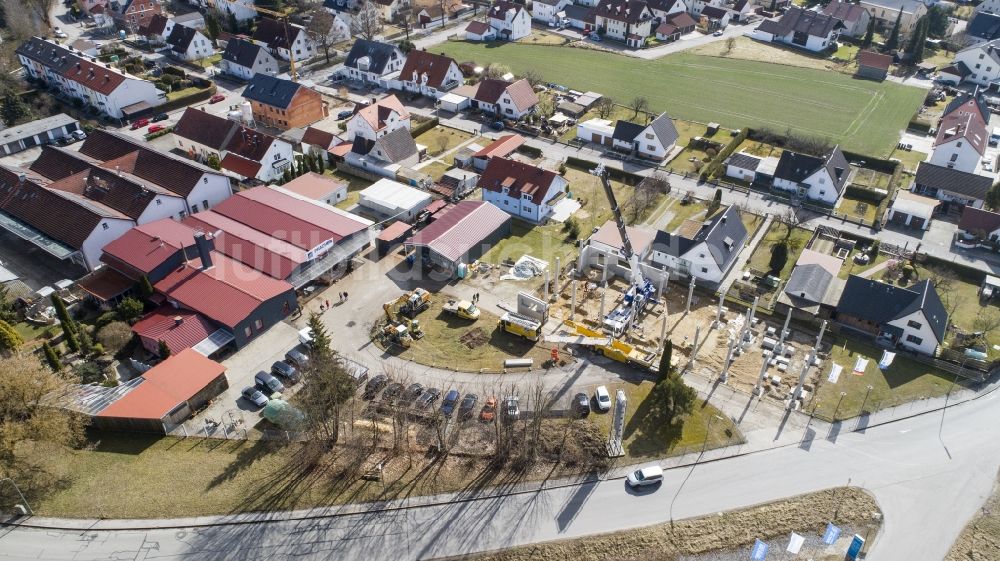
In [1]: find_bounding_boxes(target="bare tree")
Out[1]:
[435,134,449,155]
[522,69,543,87]
[595,96,615,119]
[436,0,450,27]
[629,96,649,120]
[306,7,341,64]
[24,0,55,28]
[483,63,511,80]
[623,173,670,223]
[351,0,384,41]
[779,207,801,240]
[973,308,1000,335]
[927,266,957,294]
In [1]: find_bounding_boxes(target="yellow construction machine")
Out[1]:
[499,312,542,342]
[383,288,431,321]
[550,320,658,370]
[442,299,480,320]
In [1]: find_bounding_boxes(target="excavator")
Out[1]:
[383,288,431,322]
[546,319,657,371]
[591,164,657,337]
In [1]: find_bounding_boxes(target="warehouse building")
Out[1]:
[406,200,510,272]
[358,178,433,222]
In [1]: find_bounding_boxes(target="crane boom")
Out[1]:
[591,164,634,259]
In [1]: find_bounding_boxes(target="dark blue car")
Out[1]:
[440,389,461,417]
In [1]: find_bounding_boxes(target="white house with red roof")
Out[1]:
[479,157,568,223]
[16,37,164,120]
[398,50,464,97]
[465,20,497,41]
[346,95,412,141]
[173,108,293,183]
[929,95,989,174]
[467,78,539,119]
[489,1,532,40]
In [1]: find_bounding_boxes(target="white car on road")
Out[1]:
[626,465,664,488]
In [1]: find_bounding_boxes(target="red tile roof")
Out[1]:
[472,79,538,113]
[301,126,338,148]
[959,205,1000,234]
[174,108,239,151]
[354,95,410,133]
[279,173,347,202]
[220,152,263,179]
[154,251,292,328]
[858,50,892,71]
[407,201,510,263]
[183,210,306,280]
[399,50,460,89]
[479,157,562,204]
[466,21,490,34]
[132,306,217,356]
[98,349,226,421]
[61,58,127,96]
[100,218,196,274]
[76,266,135,301]
[474,134,525,159]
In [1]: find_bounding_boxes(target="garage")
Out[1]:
[887,191,939,231]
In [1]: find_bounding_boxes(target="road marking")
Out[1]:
[899,429,910,434]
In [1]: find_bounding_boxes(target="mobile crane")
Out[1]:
[590,164,657,337]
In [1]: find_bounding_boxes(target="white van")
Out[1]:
[626,465,664,488]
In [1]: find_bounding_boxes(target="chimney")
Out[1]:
[193,231,214,270]
[173,316,183,327]
[17,173,25,184]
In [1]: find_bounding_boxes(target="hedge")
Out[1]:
[517,144,542,158]
[844,184,887,203]
[147,85,217,116]
[918,252,987,283]
[564,156,645,185]
[700,128,748,180]
[410,117,440,137]
[841,149,899,174]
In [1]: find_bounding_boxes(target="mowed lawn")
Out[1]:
[438,43,925,156]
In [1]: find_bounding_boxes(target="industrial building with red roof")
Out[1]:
[407,200,511,271]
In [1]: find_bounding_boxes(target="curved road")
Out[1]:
[3,386,999,560]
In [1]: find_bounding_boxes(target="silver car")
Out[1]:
[241,386,268,408]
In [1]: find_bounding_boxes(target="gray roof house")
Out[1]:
[220,38,277,79]
[913,161,993,207]
[771,145,850,206]
[753,6,845,52]
[835,276,948,355]
[609,112,680,161]
[342,39,405,83]
[648,206,749,286]
[777,248,845,317]
[345,127,420,176]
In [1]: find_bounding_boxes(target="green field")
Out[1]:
[439,43,925,156]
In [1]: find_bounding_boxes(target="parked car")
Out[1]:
[626,465,664,488]
[382,382,405,403]
[255,371,284,395]
[364,374,389,398]
[130,118,149,130]
[595,385,611,412]
[54,27,68,38]
[147,124,166,134]
[480,396,497,421]
[573,392,590,417]
[271,360,300,383]
[71,129,87,141]
[416,387,441,409]
[151,113,169,122]
[459,393,479,419]
[337,110,353,119]
[440,389,461,417]
[405,382,425,401]
[241,386,268,408]
[209,94,226,103]
[712,30,724,37]
[489,120,504,131]
[503,396,520,421]
[285,349,309,370]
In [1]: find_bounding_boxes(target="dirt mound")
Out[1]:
[460,328,489,349]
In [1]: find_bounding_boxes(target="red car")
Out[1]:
[147,124,166,133]
[129,118,149,130]
[209,94,226,104]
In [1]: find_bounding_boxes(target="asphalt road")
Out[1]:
[3,386,998,561]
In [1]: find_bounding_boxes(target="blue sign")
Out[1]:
[847,534,865,559]
[823,523,842,545]
[750,539,769,561]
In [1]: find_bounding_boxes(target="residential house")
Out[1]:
[165,24,213,62]
[138,13,172,43]
[979,0,1000,14]
[771,145,851,206]
[912,161,992,208]
[687,0,724,17]
[664,10,697,33]
[276,173,348,206]
[345,95,411,141]
[472,134,525,170]
[342,39,405,86]
[757,0,790,12]
[16,37,165,120]
[946,39,1000,87]
[966,11,1000,45]
[602,112,680,160]
[241,73,329,130]
[488,1,532,40]
[564,4,597,31]
[252,18,316,62]
[371,0,408,22]
[417,2,467,28]
[577,205,748,286]
[0,114,81,156]
[886,190,939,230]
[958,206,1000,241]
[593,0,655,48]
[647,0,688,23]
[835,275,948,356]
[113,0,164,34]
[398,50,464,97]
[699,5,730,29]
[532,0,573,23]
[207,0,256,22]
[776,249,845,319]
[479,157,568,223]
[751,6,844,52]
[724,151,780,183]
[173,108,294,183]
[856,50,893,80]
[467,78,539,119]
[344,127,420,178]
[821,0,871,37]
[301,126,344,163]
[220,38,278,80]
[173,11,206,30]
[928,95,988,173]
[728,0,755,24]
[80,0,109,15]
[89,4,116,30]
[859,0,927,40]
[465,20,498,40]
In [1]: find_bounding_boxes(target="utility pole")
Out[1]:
[687,324,701,371]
